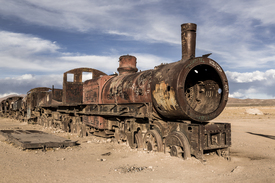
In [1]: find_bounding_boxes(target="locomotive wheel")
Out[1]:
[143,129,163,152]
[134,131,144,150]
[165,131,191,160]
[170,145,183,158]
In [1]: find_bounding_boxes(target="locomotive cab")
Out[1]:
[62,68,107,105]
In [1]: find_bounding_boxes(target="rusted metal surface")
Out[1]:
[80,103,149,118]
[26,87,51,109]
[13,98,23,111]
[6,96,23,110]
[151,56,229,122]
[117,55,138,75]
[102,70,153,104]
[0,101,4,114]
[165,131,191,159]
[0,130,76,149]
[51,85,63,103]
[83,75,113,104]
[158,121,231,159]
[63,68,107,105]
[84,115,107,129]
[181,23,197,60]
[26,87,52,119]
[0,96,23,118]
[40,88,63,106]
[26,87,63,108]
[100,55,228,122]
[201,123,231,150]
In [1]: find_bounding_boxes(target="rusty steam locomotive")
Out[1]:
[0,23,231,160]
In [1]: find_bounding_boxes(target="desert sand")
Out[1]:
[1,106,275,183]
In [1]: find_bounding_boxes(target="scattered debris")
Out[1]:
[114,165,153,173]
[231,166,244,173]
[0,130,76,149]
[97,158,107,161]
[101,152,111,156]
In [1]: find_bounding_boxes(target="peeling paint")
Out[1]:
[153,81,178,111]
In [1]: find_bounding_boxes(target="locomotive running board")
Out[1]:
[0,130,76,150]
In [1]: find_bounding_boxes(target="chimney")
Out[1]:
[181,23,197,60]
[117,55,138,75]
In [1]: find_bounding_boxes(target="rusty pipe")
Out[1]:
[181,23,197,60]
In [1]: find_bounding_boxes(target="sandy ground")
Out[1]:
[1,106,275,183]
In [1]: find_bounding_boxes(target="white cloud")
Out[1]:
[229,90,275,99]
[17,74,34,80]
[229,92,246,99]
[0,93,21,99]
[0,52,166,96]
[134,53,174,71]
[209,0,275,26]
[1,0,275,50]
[227,70,275,99]
[0,74,63,95]
[0,31,60,55]
[60,53,172,74]
[60,55,118,74]
[0,0,182,44]
[194,0,275,71]
[0,30,64,72]
[0,28,170,77]
[226,70,275,83]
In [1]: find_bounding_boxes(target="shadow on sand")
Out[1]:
[247,132,275,140]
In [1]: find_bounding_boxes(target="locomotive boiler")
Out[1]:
[1,23,231,160]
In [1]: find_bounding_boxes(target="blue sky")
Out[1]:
[1,0,275,99]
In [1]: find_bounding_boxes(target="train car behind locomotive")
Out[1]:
[26,87,63,121]
[0,96,23,119]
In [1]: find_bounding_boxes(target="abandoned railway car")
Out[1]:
[25,87,63,120]
[0,23,231,160]
[0,96,24,119]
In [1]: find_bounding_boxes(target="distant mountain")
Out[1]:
[0,94,26,102]
[227,97,275,107]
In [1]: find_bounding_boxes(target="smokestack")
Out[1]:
[181,23,197,60]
